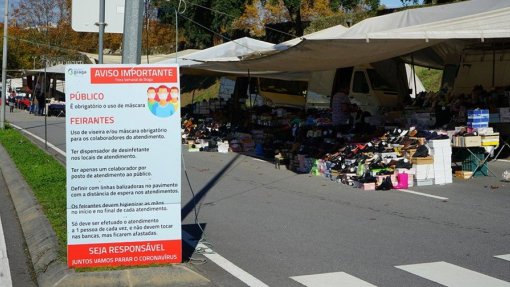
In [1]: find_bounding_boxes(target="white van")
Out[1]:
[225,63,405,114]
[306,65,400,116]
[346,65,399,116]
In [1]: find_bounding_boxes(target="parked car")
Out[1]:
[14,87,26,97]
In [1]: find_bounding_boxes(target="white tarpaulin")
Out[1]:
[406,64,426,96]
[158,37,297,77]
[159,37,313,80]
[185,0,510,73]
[158,37,274,68]
[83,50,200,65]
[274,24,348,50]
[179,37,275,62]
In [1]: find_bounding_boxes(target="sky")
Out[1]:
[380,0,405,8]
[0,0,18,20]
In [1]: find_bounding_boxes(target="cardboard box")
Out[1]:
[429,138,451,148]
[481,134,499,146]
[476,127,494,135]
[362,182,376,191]
[414,164,434,180]
[408,174,414,187]
[463,136,482,147]
[452,136,463,147]
[468,109,489,120]
[413,178,434,186]
[455,170,473,179]
[412,156,434,165]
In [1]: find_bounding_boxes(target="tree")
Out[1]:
[156,0,245,48]
[211,0,245,43]
[11,0,86,64]
[13,0,70,28]
[0,24,24,70]
[264,0,380,36]
[157,0,213,48]
[267,0,304,36]
[233,0,267,37]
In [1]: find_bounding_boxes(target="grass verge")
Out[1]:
[0,125,67,259]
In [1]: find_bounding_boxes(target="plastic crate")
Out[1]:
[462,148,488,176]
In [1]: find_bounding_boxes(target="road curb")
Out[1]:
[0,141,210,286]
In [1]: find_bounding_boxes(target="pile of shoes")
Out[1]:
[182,117,232,152]
[312,127,448,190]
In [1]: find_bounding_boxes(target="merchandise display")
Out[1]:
[181,97,509,190]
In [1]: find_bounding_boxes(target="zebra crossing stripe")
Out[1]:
[290,272,377,287]
[495,254,510,262]
[396,261,510,287]
[182,231,269,287]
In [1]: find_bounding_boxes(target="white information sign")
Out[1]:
[65,64,181,268]
[71,0,125,33]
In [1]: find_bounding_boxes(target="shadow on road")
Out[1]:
[181,153,242,221]
[182,223,207,263]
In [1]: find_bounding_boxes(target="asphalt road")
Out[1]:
[5,109,510,287]
[0,169,37,287]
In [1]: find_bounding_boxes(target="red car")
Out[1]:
[15,96,31,110]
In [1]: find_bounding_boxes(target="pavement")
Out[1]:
[0,110,212,287]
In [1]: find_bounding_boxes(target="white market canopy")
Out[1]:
[186,0,510,73]
[158,37,283,76]
[83,49,200,65]
[159,37,310,80]
[179,37,275,62]
[274,23,348,50]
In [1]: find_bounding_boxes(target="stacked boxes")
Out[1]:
[481,133,500,146]
[412,146,434,186]
[429,139,453,185]
[467,109,489,128]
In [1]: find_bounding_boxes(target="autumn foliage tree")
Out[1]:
[7,0,177,69]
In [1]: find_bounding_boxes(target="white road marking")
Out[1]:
[9,123,66,157]
[0,216,13,287]
[396,189,449,201]
[290,272,377,287]
[495,254,510,262]
[252,158,265,162]
[182,231,269,287]
[396,261,510,287]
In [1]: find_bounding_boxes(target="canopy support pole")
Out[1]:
[411,54,417,99]
[248,69,252,107]
[492,43,496,88]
